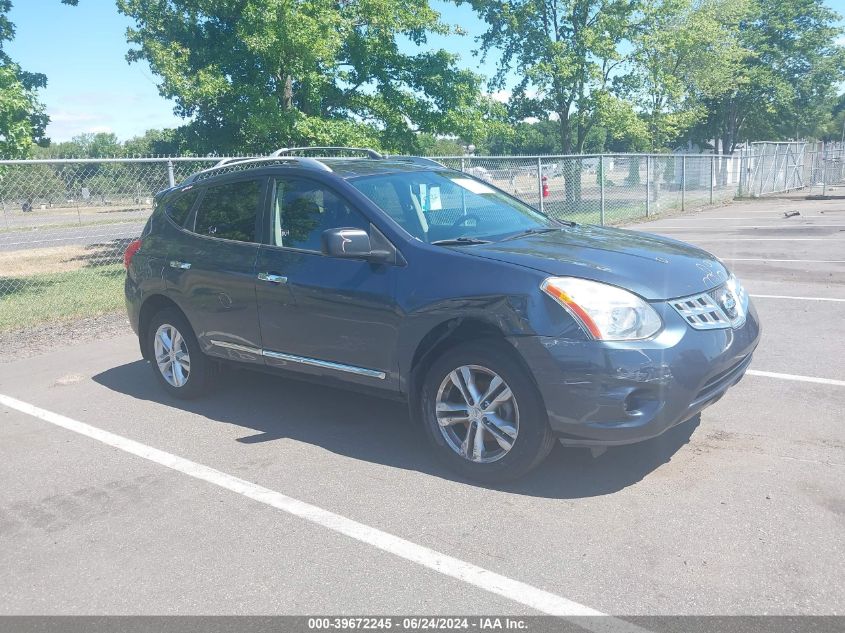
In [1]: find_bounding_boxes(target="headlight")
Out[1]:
[540,277,662,340]
[725,274,749,315]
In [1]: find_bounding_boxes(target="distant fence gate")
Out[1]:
[0,144,843,331]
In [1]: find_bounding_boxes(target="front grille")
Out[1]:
[670,292,732,329]
[670,281,747,330]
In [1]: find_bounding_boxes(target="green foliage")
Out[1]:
[122,128,183,156]
[626,0,749,150]
[464,0,637,154]
[0,65,44,158]
[116,0,495,153]
[416,135,466,156]
[0,0,79,157]
[692,0,845,152]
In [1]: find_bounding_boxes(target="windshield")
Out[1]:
[349,170,555,244]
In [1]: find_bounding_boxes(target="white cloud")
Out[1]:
[43,93,181,142]
[48,110,101,124]
[490,89,512,103]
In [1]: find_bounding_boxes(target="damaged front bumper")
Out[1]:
[509,301,762,446]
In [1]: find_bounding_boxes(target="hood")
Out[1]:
[466,225,730,300]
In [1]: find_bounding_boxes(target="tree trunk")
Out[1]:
[558,112,581,204]
[283,75,293,111]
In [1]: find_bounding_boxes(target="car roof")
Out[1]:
[175,156,449,190]
[319,158,446,178]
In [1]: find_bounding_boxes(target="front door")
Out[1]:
[164,176,267,365]
[255,175,402,386]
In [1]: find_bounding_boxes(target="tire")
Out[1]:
[419,339,555,483]
[146,308,213,399]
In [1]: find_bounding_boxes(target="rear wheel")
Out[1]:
[147,308,212,399]
[420,340,555,483]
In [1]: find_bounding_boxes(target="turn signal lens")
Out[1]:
[124,238,143,269]
[541,277,662,341]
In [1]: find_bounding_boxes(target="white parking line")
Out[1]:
[747,370,845,387]
[750,294,845,303]
[651,225,845,229]
[684,238,841,241]
[646,216,828,220]
[0,393,646,631]
[723,258,845,263]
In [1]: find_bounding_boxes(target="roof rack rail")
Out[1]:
[180,155,332,185]
[273,146,384,159]
[388,156,446,168]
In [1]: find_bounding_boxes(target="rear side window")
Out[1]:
[193,179,262,243]
[164,189,200,227]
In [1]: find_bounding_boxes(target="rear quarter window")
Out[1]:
[192,179,262,243]
[164,189,200,227]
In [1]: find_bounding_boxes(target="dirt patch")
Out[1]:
[0,311,131,364]
[0,245,93,277]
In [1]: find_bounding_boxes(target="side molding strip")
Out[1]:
[262,350,386,380]
[209,340,386,380]
[209,340,262,356]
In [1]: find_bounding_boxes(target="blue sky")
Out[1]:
[6,0,845,142]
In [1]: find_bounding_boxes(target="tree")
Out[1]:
[0,0,78,157]
[699,0,845,153]
[116,0,492,154]
[123,128,183,156]
[462,0,638,199]
[0,64,44,158]
[626,0,748,151]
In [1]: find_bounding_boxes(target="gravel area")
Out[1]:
[0,311,132,364]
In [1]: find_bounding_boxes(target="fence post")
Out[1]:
[681,155,686,212]
[460,157,465,173]
[822,142,827,197]
[709,155,715,205]
[599,155,605,226]
[167,160,176,188]
[537,156,544,214]
[645,155,651,218]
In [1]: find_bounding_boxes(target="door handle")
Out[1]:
[257,272,287,284]
[169,260,191,270]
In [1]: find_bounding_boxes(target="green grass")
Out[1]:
[0,264,125,332]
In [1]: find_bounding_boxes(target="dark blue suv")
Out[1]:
[124,148,761,482]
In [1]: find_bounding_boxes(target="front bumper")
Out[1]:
[510,301,762,446]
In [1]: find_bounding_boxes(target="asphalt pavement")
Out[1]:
[1,195,843,618]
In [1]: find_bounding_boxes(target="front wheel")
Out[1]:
[147,308,212,399]
[419,340,555,483]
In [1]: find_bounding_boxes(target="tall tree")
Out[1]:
[116,0,492,154]
[701,0,845,153]
[0,0,77,157]
[461,0,639,199]
[626,0,748,151]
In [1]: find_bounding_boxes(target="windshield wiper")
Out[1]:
[430,237,491,246]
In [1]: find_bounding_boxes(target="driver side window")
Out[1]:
[273,178,369,251]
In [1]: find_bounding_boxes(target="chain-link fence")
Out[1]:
[805,143,845,196]
[0,147,837,331]
[437,153,743,224]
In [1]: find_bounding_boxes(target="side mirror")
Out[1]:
[321,228,387,261]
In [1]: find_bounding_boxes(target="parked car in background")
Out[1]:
[124,147,761,482]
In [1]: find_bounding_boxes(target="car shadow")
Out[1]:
[92,360,701,499]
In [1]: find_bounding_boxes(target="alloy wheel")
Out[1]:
[435,364,519,463]
[153,323,191,388]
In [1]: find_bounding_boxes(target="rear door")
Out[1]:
[163,176,268,365]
